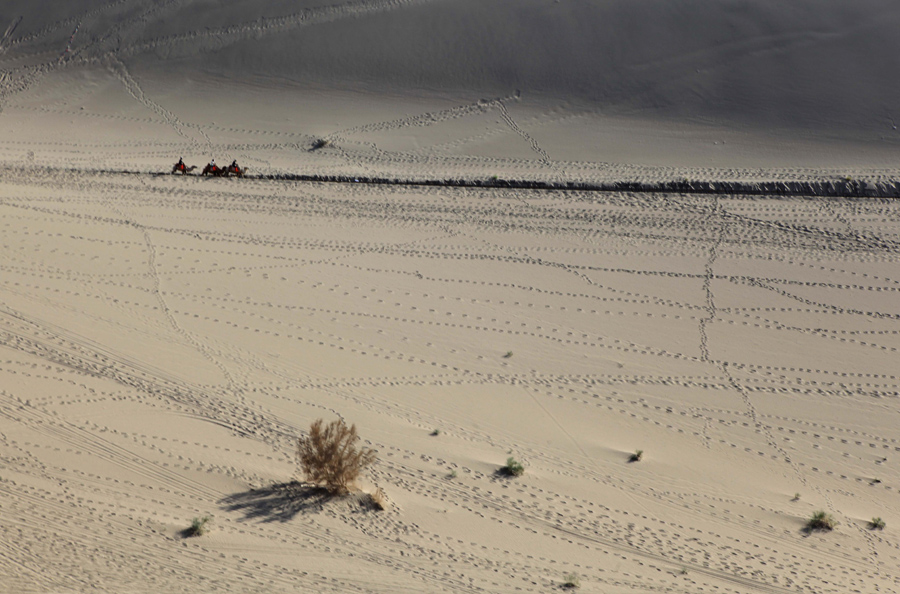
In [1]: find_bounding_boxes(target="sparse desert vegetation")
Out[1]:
[186,515,212,537]
[297,418,377,495]
[369,487,388,511]
[869,517,886,530]
[561,573,580,589]
[629,449,644,462]
[503,457,525,477]
[805,510,836,532]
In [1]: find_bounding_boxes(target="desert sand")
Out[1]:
[1,2,900,593]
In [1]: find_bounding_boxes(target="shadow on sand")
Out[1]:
[219,481,331,523]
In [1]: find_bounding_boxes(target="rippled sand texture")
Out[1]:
[1,167,899,593]
[2,1,900,593]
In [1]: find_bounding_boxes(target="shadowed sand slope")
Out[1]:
[4,0,900,176]
[3,0,900,135]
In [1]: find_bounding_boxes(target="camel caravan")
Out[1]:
[172,158,244,178]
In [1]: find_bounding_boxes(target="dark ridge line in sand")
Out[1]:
[261,174,900,199]
[35,167,900,198]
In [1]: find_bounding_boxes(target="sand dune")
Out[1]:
[1,1,899,593]
[6,0,900,134]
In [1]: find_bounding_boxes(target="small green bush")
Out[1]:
[187,515,212,537]
[503,351,513,358]
[869,517,886,530]
[561,573,580,589]
[805,510,836,532]
[504,457,525,477]
[629,449,643,462]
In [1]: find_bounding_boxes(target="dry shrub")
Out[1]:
[297,418,377,495]
[369,487,388,511]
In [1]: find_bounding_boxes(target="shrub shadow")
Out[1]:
[219,481,331,523]
[492,467,521,480]
[800,525,832,537]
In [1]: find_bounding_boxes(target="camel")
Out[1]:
[201,163,225,177]
[172,162,197,175]
[200,161,245,178]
